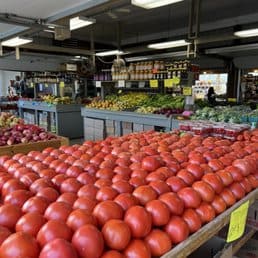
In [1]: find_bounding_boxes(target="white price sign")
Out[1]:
[96,81,102,88]
[118,80,125,88]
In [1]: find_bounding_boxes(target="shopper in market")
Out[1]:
[207,87,216,106]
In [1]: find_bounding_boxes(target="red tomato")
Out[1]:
[145,229,172,257]
[56,192,77,206]
[55,162,70,174]
[141,156,162,172]
[166,176,188,194]
[146,200,170,226]
[177,170,195,186]
[72,224,104,258]
[38,169,57,180]
[192,181,215,203]
[95,178,112,188]
[208,159,224,171]
[22,196,49,214]
[188,153,206,165]
[229,182,246,200]
[177,187,202,209]
[159,192,184,215]
[211,195,227,214]
[101,250,124,258]
[93,200,124,226]
[0,232,39,258]
[0,226,11,245]
[102,219,131,251]
[44,201,72,222]
[112,180,134,194]
[77,184,98,200]
[149,180,170,195]
[124,206,152,238]
[196,203,216,223]
[114,193,139,211]
[145,171,166,182]
[16,212,46,237]
[216,170,234,187]
[96,186,119,201]
[20,173,40,187]
[132,185,158,205]
[124,239,151,258]
[247,174,258,189]
[114,166,132,177]
[77,173,96,185]
[165,216,189,244]
[240,178,252,193]
[67,209,97,231]
[39,239,78,258]
[2,179,26,197]
[0,204,22,230]
[220,189,236,207]
[186,164,204,180]
[129,177,146,188]
[225,166,243,182]
[4,189,32,208]
[60,178,82,194]
[96,168,114,180]
[232,159,253,176]
[37,220,72,247]
[30,178,54,194]
[36,187,59,203]
[131,169,148,179]
[202,173,224,194]
[66,166,83,178]
[51,174,67,188]
[182,209,202,233]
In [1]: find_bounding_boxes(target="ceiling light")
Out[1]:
[131,0,184,9]
[44,29,55,33]
[234,28,258,38]
[74,55,81,59]
[148,39,190,49]
[96,50,124,57]
[70,16,96,31]
[1,36,33,47]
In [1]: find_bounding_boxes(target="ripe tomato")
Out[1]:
[129,177,146,188]
[148,180,170,195]
[141,156,162,171]
[96,186,119,201]
[166,176,187,192]
[196,203,216,223]
[225,166,243,182]
[101,250,124,258]
[56,192,77,206]
[114,193,139,211]
[132,185,157,205]
[36,187,59,203]
[77,184,98,199]
[145,229,172,257]
[51,174,67,188]
[16,212,46,237]
[77,173,96,185]
[124,206,152,238]
[2,179,26,197]
[39,239,78,258]
[44,201,72,222]
[96,168,114,180]
[208,159,224,171]
[22,196,49,214]
[4,189,32,208]
[192,181,215,203]
[0,232,39,258]
[177,187,202,209]
[182,209,202,233]
[93,200,124,226]
[202,173,224,194]
[211,195,227,214]
[229,182,246,200]
[20,173,39,187]
[216,170,234,187]
[131,169,148,179]
[240,178,252,193]
[37,220,72,247]
[72,224,104,258]
[165,216,189,244]
[177,170,195,186]
[0,226,11,245]
[66,166,83,178]
[67,209,97,231]
[60,178,82,194]
[186,164,204,180]
[159,192,184,215]
[247,174,258,189]
[102,219,131,251]
[95,178,112,188]
[124,239,151,258]
[146,200,170,226]
[232,159,253,176]
[112,180,134,194]
[220,189,236,207]
[30,178,54,194]
[0,204,22,230]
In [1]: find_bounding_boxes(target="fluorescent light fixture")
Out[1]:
[148,39,190,49]
[1,36,33,47]
[234,28,258,38]
[44,29,55,33]
[132,0,184,9]
[96,50,124,57]
[70,16,96,31]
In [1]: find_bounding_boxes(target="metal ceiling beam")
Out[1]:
[205,43,258,54]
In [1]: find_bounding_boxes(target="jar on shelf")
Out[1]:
[143,71,148,80]
[148,70,153,80]
[139,71,144,80]
[160,61,165,70]
[154,61,160,70]
[125,72,129,81]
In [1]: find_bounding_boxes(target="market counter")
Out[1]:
[18,100,83,138]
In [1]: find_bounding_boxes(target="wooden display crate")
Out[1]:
[0,136,69,156]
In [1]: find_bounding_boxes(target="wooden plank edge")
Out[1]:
[161,189,258,258]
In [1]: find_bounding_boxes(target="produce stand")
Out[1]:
[162,188,258,258]
[18,100,83,138]
[81,107,172,140]
[0,136,69,156]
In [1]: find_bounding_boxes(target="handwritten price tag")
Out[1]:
[183,87,192,96]
[172,77,180,85]
[118,80,125,88]
[60,81,65,88]
[228,98,237,102]
[164,79,173,88]
[227,201,249,242]
[150,80,158,88]
[96,81,101,88]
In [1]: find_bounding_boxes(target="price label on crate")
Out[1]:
[228,98,237,102]
[183,87,192,96]
[60,81,65,88]
[164,79,173,88]
[226,201,249,243]
[118,80,125,88]
[150,80,158,88]
[172,77,180,85]
[96,81,102,88]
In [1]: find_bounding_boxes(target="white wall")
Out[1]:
[0,70,21,96]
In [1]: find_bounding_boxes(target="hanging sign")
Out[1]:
[150,80,158,88]
[96,81,102,88]
[164,79,173,88]
[60,81,65,88]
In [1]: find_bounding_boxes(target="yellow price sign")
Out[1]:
[164,79,173,88]
[60,81,65,88]
[45,83,48,88]
[228,98,237,102]
[172,77,180,85]
[227,201,249,243]
[30,82,34,88]
[150,80,158,88]
[183,87,192,96]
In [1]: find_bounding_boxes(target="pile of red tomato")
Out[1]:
[0,129,257,258]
